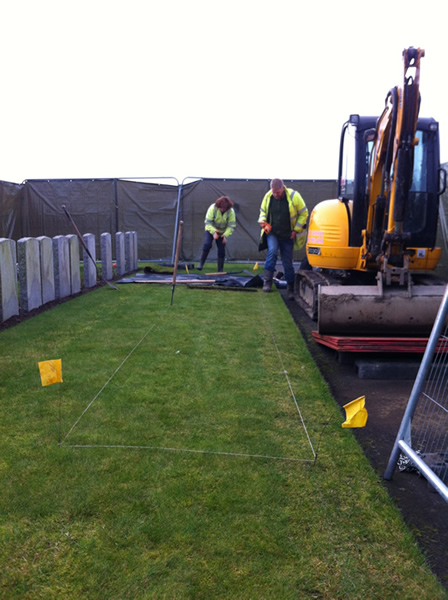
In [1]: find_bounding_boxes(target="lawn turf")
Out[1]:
[0,283,447,599]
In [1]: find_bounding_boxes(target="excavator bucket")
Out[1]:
[318,283,447,336]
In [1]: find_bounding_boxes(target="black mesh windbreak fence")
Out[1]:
[22,179,117,254]
[116,179,180,261]
[1,177,338,261]
[0,180,24,240]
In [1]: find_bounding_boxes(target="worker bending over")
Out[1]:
[197,195,236,272]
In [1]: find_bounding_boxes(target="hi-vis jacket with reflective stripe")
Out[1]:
[258,187,308,250]
[204,204,236,238]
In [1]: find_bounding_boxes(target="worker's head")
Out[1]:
[270,178,285,199]
[215,195,234,213]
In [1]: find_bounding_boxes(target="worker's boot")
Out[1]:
[197,250,209,271]
[263,270,274,293]
[217,257,224,272]
[287,282,295,301]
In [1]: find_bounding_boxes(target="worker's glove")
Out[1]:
[213,232,220,240]
[222,236,227,245]
[292,226,305,239]
[261,222,272,234]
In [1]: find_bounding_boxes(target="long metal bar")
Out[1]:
[62,204,119,291]
[170,221,184,306]
[171,182,183,265]
[384,283,448,480]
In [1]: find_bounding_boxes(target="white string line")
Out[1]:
[261,293,317,459]
[66,444,315,463]
[61,295,311,461]
[60,306,171,444]
[61,290,315,463]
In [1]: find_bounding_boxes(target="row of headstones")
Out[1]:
[0,231,138,323]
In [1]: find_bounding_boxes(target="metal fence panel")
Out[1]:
[385,285,448,502]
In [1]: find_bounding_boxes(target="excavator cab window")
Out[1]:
[339,123,356,199]
[401,129,431,237]
[339,115,439,249]
[338,118,374,204]
[338,116,377,246]
[403,131,427,233]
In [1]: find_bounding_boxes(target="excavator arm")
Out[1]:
[365,47,425,282]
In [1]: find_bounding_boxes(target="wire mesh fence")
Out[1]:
[385,285,448,502]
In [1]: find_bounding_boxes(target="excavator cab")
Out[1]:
[339,114,441,258]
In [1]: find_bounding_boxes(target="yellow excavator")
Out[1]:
[296,47,447,337]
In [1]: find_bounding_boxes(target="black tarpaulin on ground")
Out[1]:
[117,270,264,288]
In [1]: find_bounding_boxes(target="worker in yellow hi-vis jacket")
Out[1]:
[197,196,236,272]
[258,178,308,299]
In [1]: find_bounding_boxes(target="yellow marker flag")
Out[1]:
[342,396,368,428]
[253,262,259,271]
[38,359,63,387]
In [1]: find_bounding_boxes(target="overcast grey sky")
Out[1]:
[1,0,446,184]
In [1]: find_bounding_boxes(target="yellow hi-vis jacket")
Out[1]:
[204,204,236,238]
[258,187,308,250]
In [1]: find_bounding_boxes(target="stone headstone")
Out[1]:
[53,235,71,299]
[18,237,42,312]
[82,233,97,288]
[37,236,55,304]
[101,232,113,280]
[116,232,125,277]
[133,231,138,270]
[125,232,134,274]
[0,238,19,322]
[67,235,81,294]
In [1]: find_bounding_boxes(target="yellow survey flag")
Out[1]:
[38,359,63,387]
[253,262,259,271]
[342,396,368,428]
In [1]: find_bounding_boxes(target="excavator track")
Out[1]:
[294,270,341,321]
[294,270,447,337]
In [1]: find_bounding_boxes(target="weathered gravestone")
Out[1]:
[101,232,113,281]
[18,237,42,312]
[82,233,97,288]
[116,232,125,277]
[0,238,19,322]
[53,235,71,299]
[37,236,56,304]
[67,234,81,294]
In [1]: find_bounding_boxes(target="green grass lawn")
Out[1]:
[1,274,447,599]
